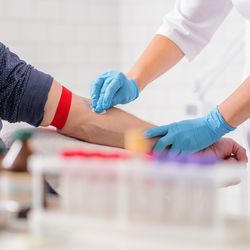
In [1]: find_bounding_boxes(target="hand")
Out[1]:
[145,107,235,154]
[197,137,248,163]
[200,138,247,187]
[90,71,139,113]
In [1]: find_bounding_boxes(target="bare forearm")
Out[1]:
[58,94,155,148]
[40,80,156,148]
[126,35,184,91]
[40,80,62,127]
[219,76,250,128]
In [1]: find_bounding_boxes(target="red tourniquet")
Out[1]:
[50,86,72,129]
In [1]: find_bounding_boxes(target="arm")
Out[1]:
[219,76,250,127]
[128,0,233,91]
[41,81,247,164]
[1,41,245,161]
[0,42,52,126]
[1,42,245,161]
[90,0,233,113]
[41,80,155,148]
[58,94,155,148]
[126,35,184,92]
[0,42,155,149]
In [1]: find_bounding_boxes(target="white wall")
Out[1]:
[0,0,120,95]
[0,0,247,129]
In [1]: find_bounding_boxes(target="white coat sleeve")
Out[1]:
[157,0,233,61]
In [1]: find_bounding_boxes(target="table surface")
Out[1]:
[1,219,250,250]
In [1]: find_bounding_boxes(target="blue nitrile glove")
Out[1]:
[90,71,139,113]
[144,107,235,155]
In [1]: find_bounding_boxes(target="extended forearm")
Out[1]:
[126,35,184,91]
[58,94,155,148]
[41,80,155,148]
[219,76,250,128]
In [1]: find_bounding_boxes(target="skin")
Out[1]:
[126,35,184,91]
[41,80,155,148]
[124,35,250,129]
[218,76,250,128]
[197,137,247,163]
[39,80,247,163]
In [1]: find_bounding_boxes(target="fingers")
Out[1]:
[102,78,122,110]
[232,142,248,163]
[90,71,138,112]
[95,78,113,113]
[145,125,177,155]
[153,136,174,154]
[169,144,181,158]
[90,78,104,109]
[207,137,248,163]
[144,125,170,138]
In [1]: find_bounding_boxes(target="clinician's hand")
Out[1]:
[90,71,139,113]
[144,107,235,155]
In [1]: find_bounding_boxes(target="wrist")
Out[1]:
[218,103,241,128]
[206,107,235,138]
[126,71,144,92]
[127,77,139,100]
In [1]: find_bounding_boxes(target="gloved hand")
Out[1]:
[144,107,235,155]
[90,71,139,113]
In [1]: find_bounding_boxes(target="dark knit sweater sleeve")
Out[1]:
[0,42,53,126]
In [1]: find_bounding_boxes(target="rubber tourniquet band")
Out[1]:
[50,86,72,129]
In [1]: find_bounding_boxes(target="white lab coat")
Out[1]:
[157,0,250,61]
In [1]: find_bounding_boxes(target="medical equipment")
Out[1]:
[28,153,249,250]
[50,86,72,129]
[0,201,20,229]
[2,130,33,172]
[125,129,151,154]
[0,130,33,219]
[91,108,106,115]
